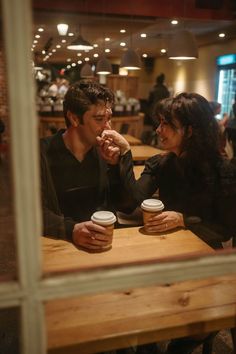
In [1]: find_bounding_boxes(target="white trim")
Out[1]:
[40,252,236,300]
[2,0,45,353]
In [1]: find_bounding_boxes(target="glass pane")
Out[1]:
[0,307,20,354]
[0,16,17,280]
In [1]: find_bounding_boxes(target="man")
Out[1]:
[40,80,128,251]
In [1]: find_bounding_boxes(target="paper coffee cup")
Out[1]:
[91,211,116,251]
[141,199,164,226]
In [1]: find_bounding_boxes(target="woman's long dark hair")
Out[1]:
[155,93,222,183]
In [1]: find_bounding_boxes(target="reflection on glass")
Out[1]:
[0,307,20,354]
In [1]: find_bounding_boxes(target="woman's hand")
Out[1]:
[72,221,113,250]
[99,129,131,156]
[145,211,184,232]
[97,133,121,165]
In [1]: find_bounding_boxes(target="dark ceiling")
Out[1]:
[32,0,236,65]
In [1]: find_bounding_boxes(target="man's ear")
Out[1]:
[67,111,79,127]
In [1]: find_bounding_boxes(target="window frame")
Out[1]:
[1,1,236,353]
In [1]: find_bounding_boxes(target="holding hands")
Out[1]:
[97,130,130,165]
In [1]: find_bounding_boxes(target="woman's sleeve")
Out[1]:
[118,151,161,212]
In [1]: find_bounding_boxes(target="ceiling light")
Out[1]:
[57,23,69,36]
[61,39,66,43]
[93,53,99,58]
[35,34,40,39]
[80,63,94,78]
[219,33,225,38]
[96,55,112,75]
[105,37,110,41]
[120,48,141,70]
[84,57,90,61]
[105,49,110,53]
[142,53,148,58]
[161,48,167,53]
[56,45,61,48]
[38,28,44,32]
[67,35,93,51]
[120,29,126,33]
[140,33,147,38]
[68,32,74,37]
[93,44,98,48]
[171,20,178,25]
[168,30,198,60]
[77,60,82,64]
[120,42,126,47]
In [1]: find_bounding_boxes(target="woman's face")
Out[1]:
[156,116,186,155]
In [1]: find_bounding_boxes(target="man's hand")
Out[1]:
[97,134,121,165]
[97,129,131,164]
[72,221,113,250]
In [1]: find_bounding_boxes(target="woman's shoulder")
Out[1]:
[145,151,176,171]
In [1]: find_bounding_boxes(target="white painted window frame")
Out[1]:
[0,1,236,354]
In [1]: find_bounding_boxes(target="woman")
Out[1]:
[101,92,236,249]
[100,92,236,354]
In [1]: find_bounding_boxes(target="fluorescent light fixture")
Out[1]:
[57,23,69,36]
[168,30,198,60]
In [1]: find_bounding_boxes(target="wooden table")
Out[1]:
[122,134,142,145]
[42,228,236,353]
[131,145,164,161]
[134,165,144,179]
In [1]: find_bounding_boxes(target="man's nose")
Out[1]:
[103,120,111,130]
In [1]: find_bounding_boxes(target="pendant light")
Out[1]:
[120,48,141,70]
[67,34,93,51]
[96,55,112,75]
[80,63,94,78]
[168,29,198,60]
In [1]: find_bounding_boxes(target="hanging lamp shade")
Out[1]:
[96,55,112,75]
[168,30,198,60]
[67,35,93,51]
[80,63,94,78]
[120,48,141,70]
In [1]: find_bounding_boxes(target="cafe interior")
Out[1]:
[1,0,236,353]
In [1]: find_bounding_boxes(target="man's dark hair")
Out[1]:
[63,80,114,126]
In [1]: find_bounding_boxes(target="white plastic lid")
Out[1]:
[91,211,116,226]
[141,199,164,212]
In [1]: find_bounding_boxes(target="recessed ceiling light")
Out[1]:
[42,50,46,54]
[38,28,44,32]
[142,53,148,58]
[105,37,110,41]
[171,20,178,25]
[33,40,38,44]
[71,63,76,67]
[93,44,98,48]
[67,58,71,62]
[56,45,61,48]
[67,65,71,69]
[77,60,82,64]
[61,39,66,43]
[77,53,82,56]
[68,32,74,37]
[120,42,126,47]
[120,29,126,33]
[93,53,99,57]
[140,33,147,38]
[161,48,167,53]
[35,34,40,39]
[105,48,110,53]
[85,57,90,61]
[219,33,225,38]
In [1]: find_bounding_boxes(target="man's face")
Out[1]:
[79,101,112,146]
